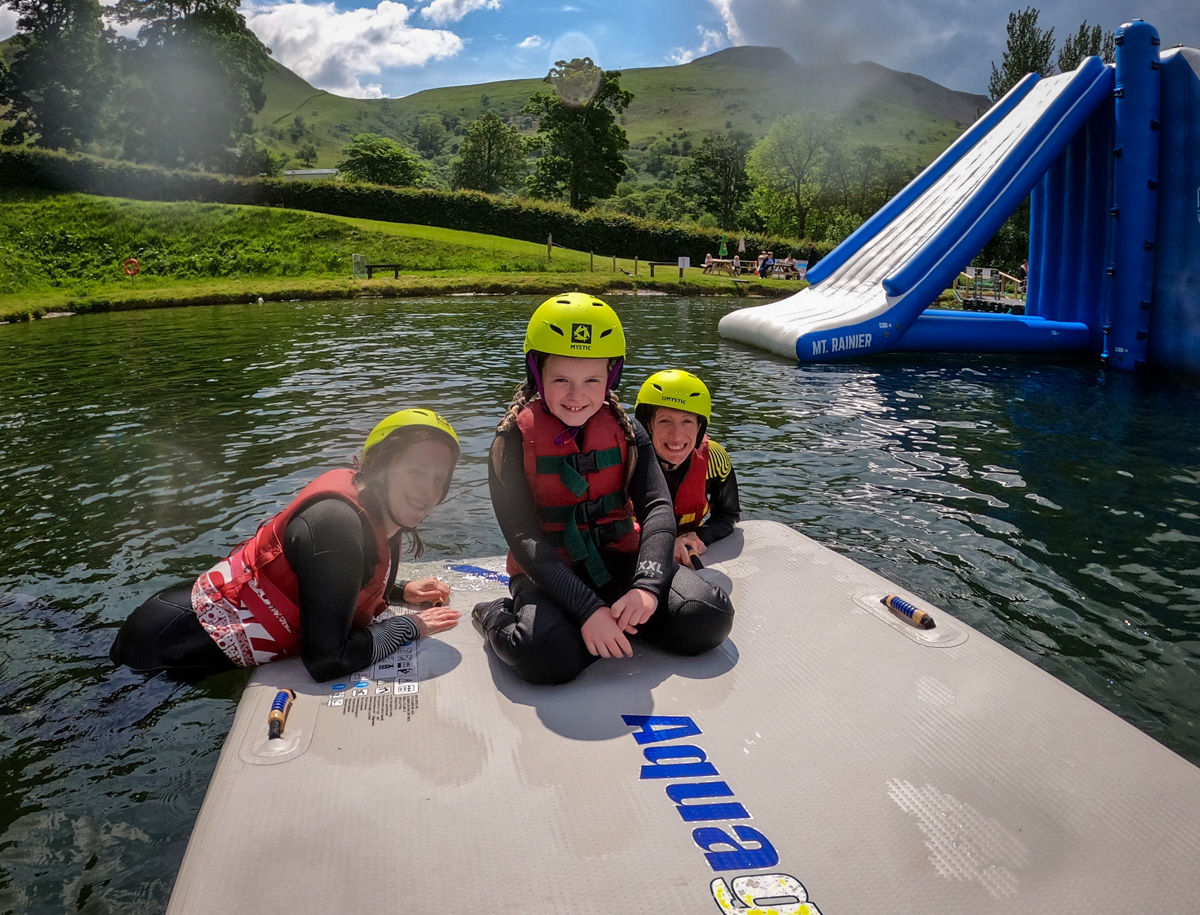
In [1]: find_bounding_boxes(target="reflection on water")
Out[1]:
[1,296,1198,911]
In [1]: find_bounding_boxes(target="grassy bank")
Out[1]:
[0,188,802,322]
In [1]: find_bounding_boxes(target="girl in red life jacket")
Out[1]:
[474,293,735,686]
[634,369,741,569]
[109,409,462,682]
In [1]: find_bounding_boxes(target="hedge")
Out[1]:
[0,147,831,265]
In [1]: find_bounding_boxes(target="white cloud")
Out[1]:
[668,25,727,65]
[1,7,21,40]
[708,0,745,46]
[419,0,500,26]
[518,35,545,49]
[245,0,462,98]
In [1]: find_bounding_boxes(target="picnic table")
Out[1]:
[704,259,743,276]
[763,262,807,280]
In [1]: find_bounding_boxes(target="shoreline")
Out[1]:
[0,272,796,324]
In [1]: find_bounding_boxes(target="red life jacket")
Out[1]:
[191,469,392,667]
[506,401,641,586]
[674,436,711,534]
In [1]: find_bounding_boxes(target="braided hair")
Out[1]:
[498,352,635,445]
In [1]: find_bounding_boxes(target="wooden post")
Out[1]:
[590,252,594,272]
[612,255,616,273]
[547,234,552,260]
[634,257,638,276]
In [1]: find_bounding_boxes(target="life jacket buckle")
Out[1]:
[565,451,601,475]
[577,494,608,525]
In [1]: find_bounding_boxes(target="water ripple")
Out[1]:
[1,297,1198,912]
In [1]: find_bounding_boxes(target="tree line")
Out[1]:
[343,57,919,249]
[0,0,273,173]
[2,1,1122,257]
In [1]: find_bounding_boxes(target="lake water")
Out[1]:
[1,295,1198,913]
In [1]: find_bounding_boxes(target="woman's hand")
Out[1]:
[611,588,658,635]
[403,576,451,605]
[673,532,706,567]
[411,605,461,637]
[581,608,634,658]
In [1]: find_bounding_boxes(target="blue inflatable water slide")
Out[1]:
[719,21,1200,375]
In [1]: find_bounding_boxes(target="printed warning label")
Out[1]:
[326,642,419,723]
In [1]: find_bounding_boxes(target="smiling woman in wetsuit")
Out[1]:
[109,409,463,682]
[633,370,740,569]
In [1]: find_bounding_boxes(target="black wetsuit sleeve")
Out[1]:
[699,462,741,545]
[626,419,676,597]
[284,498,377,682]
[489,427,607,625]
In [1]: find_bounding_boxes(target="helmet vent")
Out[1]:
[599,328,613,338]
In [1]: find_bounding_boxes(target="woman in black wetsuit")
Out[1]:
[109,409,462,682]
[633,370,740,568]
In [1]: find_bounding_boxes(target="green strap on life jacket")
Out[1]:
[543,516,635,586]
[535,446,623,498]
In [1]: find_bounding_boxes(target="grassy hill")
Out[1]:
[3,30,986,175]
[0,187,802,319]
[258,45,989,168]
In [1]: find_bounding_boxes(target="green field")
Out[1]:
[257,46,985,168]
[0,188,803,320]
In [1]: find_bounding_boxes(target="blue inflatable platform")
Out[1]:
[719,21,1200,375]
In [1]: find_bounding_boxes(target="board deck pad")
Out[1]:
[168,521,1200,914]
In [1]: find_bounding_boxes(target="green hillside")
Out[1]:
[257,45,989,168]
[3,29,986,176]
[0,187,801,319]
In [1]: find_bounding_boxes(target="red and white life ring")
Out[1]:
[123,258,141,277]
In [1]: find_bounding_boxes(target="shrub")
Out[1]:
[0,147,807,265]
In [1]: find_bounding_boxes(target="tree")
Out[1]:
[823,144,913,219]
[989,7,1056,101]
[523,57,633,209]
[1057,21,1115,72]
[111,0,272,169]
[747,112,843,238]
[448,110,526,193]
[296,141,318,167]
[679,130,753,230]
[339,133,426,186]
[0,0,113,149]
[413,113,448,159]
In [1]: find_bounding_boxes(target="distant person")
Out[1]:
[634,370,740,569]
[1019,259,1029,295]
[806,243,817,265]
[703,253,714,274]
[758,251,775,278]
[782,253,797,277]
[109,409,463,682]
[732,254,741,275]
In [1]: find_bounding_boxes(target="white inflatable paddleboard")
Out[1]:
[168,521,1200,914]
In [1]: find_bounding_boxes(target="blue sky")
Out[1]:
[3,0,1198,99]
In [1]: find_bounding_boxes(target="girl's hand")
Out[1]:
[581,608,634,658]
[404,576,451,605]
[412,605,461,637]
[611,588,658,634]
[673,533,706,567]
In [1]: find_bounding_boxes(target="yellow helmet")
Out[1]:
[636,370,712,421]
[524,292,626,359]
[363,408,459,459]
